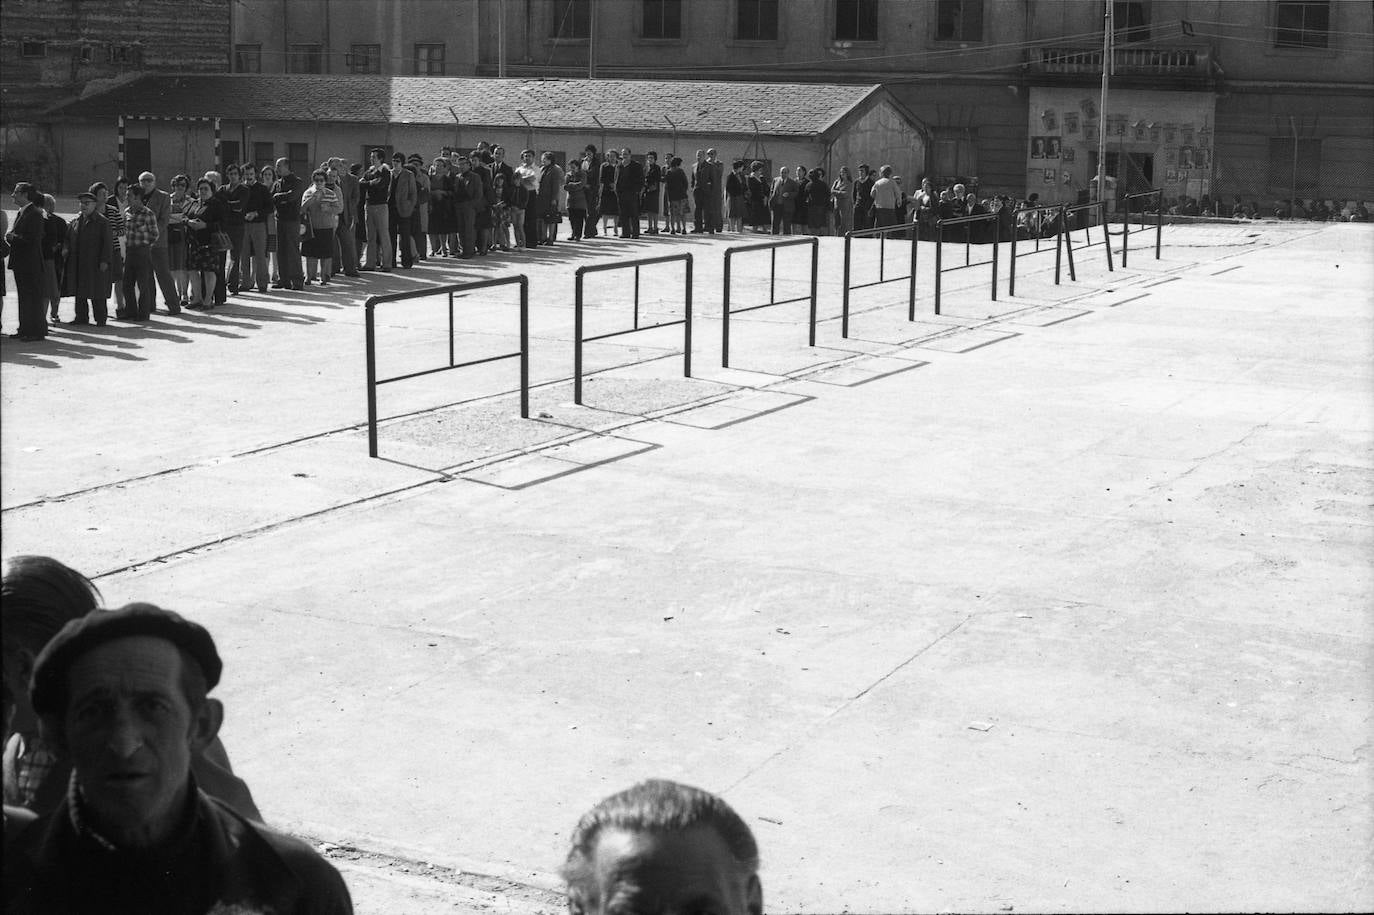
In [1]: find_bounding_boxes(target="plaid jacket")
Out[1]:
[123,205,160,248]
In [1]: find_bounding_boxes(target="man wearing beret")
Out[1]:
[3,602,352,914]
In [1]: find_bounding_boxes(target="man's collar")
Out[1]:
[68,769,200,854]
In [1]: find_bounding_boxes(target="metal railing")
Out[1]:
[1062,200,1115,277]
[1008,204,1068,298]
[574,253,693,405]
[841,222,919,338]
[933,213,999,315]
[364,276,529,458]
[721,236,819,368]
[1120,189,1164,268]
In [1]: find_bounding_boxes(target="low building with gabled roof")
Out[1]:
[44,74,930,193]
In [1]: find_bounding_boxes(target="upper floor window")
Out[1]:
[737,0,779,41]
[287,44,323,74]
[552,0,591,39]
[1274,1,1329,48]
[234,43,262,73]
[935,0,982,42]
[348,44,382,74]
[1113,2,1150,42]
[21,40,47,58]
[415,43,446,75]
[643,0,682,39]
[835,0,878,42]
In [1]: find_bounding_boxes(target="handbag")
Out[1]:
[211,230,232,252]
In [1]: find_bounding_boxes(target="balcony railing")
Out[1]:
[1029,43,1211,77]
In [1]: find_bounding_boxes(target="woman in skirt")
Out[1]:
[300,167,343,284]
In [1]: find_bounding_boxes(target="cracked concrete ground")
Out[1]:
[2,221,1370,912]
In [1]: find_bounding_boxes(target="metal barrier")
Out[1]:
[841,222,919,338]
[1008,204,1068,298]
[1062,201,1114,278]
[574,253,693,405]
[721,236,819,368]
[933,213,999,315]
[1120,189,1164,268]
[365,275,529,458]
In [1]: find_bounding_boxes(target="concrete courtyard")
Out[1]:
[2,219,1371,912]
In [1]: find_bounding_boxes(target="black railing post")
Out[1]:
[518,278,529,418]
[842,232,852,338]
[808,237,818,346]
[769,246,776,304]
[1065,218,1078,281]
[1155,190,1163,260]
[1010,222,1019,297]
[1103,202,1115,272]
[878,231,886,284]
[965,222,972,267]
[1053,215,1062,285]
[447,291,456,367]
[1122,206,1130,268]
[683,254,693,378]
[721,250,732,368]
[633,264,640,329]
[574,270,585,405]
[934,222,943,316]
[907,227,917,321]
[366,300,378,458]
[990,232,999,302]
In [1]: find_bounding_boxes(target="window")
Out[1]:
[1268,137,1320,190]
[736,0,779,41]
[935,0,983,42]
[253,142,275,169]
[234,43,261,72]
[1113,2,1149,42]
[287,44,323,74]
[1274,1,1329,48]
[108,44,138,65]
[348,43,381,74]
[551,0,591,39]
[835,0,878,41]
[287,142,311,179]
[125,139,152,180]
[414,43,446,75]
[221,141,241,170]
[932,135,978,182]
[21,40,47,57]
[643,0,682,39]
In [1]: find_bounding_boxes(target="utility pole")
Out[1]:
[1095,0,1112,209]
[588,0,597,79]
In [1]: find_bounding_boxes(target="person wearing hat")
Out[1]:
[62,193,113,326]
[6,182,48,341]
[3,602,351,913]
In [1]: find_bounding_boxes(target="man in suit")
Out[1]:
[616,148,645,240]
[270,157,305,290]
[6,183,47,340]
[329,157,361,277]
[138,173,180,314]
[388,152,417,269]
[360,148,392,271]
[691,150,716,235]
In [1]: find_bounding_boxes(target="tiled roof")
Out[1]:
[48,75,886,137]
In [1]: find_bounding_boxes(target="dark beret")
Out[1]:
[30,602,222,716]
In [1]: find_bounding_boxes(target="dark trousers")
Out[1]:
[150,245,179,310]
[75,296,108,323]
[853,204,873,231]
[123,245,157,319]
[523,206,540,248]
[224,224,246,291]
[276,220,304,286]
[390,209,415,267]
[693,190,708,231]
[410,211,426,260]
[456,206,476,256]
[618,195,641,238]
[771,208,792,235]
[568,208,587,239]
[14,269,46,337]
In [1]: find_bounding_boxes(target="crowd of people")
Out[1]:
[1,554,765,913]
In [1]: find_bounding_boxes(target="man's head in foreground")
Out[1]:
[563,779,762,915]
[30,602,224,849]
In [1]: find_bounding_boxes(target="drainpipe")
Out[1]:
[517,109,533,151]
[449,105,462,150]
[592,114,605,157]
[664,114,677,158]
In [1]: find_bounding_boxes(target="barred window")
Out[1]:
[643,0,682,39]
[737,0,779,41]
[1274,1,1329,48]
[414,43,446,75]
[835,0,878,42]
[935,0,983,41]
[349,44,381,74]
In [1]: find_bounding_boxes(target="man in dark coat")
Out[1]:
[6,183,47,341]
[616,148,645,240]
[3,603,352,914]
[62,192,113,325]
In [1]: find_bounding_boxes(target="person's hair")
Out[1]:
[203,171,222,187]
[751,160,763,172]
[880,165,893,177]
[274,157,289,168]
[541,151,554,163]
[196,178,214,193]
[88,181,108,196]
[260,164,277,180]
[1,556,101,665]
[670,156,682,168]
[225,163,241,178]
[392,151,405,162]
[521,148,534,158]
[647,151,657,160]
[113,176,130,196]
[41,194,56,213]
[171,174,190,189]
[562,779,758,907]
[370,147,386,162]
[492,172,506,186]
[733,159,745,170]
[311,168,328,181]
[584,144,597,154]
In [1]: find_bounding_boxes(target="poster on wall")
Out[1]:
[1062,147,1075,163]
[1193,148,1210,170]
[1030,137,1046,158]
[1133,122,1148,141]
[1042,109,1058,132]
[1061,170,1073,186]
[1080,98,1097,120]
[1065,112,1080,134]
[1166,169,1179,183]
[1179,146,1195,169]
[1165,147,1179,167]
[1150,124,1162,143]
[1045,137,1061,159]
[1085,124,1099,142]
[1198,127,1212,148]
[1165,123,1177,143]
[1043,169,1056,185]
[1181,125,1195,146]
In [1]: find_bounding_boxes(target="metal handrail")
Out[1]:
[364,275,530,458]
[1008,203,1068,297]
[933,213,999,315]
[721,236,819,368]
[1120,189,1164,267]
[574,253,693,405]
[1061,200,1114,275]
[841,222,919,338]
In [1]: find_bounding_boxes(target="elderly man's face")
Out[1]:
[59,636,215,848]
[577,826,761,915]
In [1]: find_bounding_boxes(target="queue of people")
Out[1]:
[1,554,765,913]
